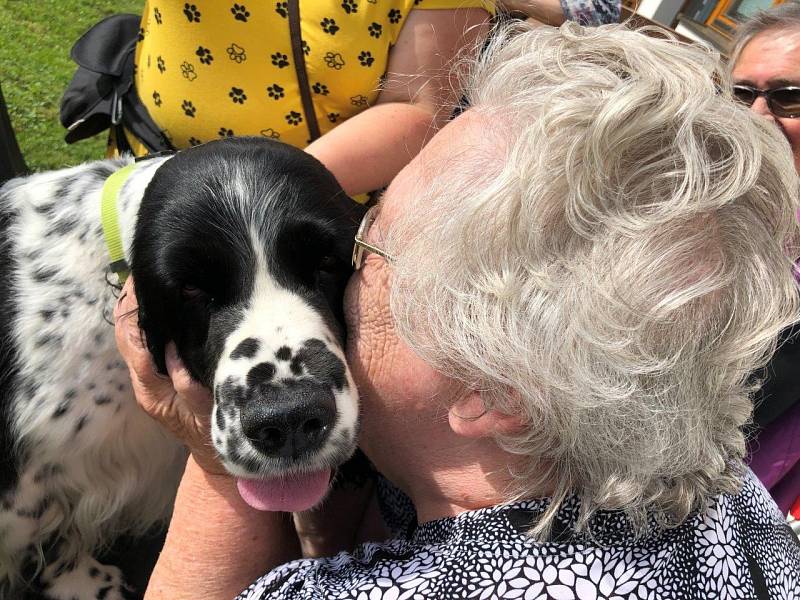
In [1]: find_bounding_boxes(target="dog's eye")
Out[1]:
[181,284,211,302]
[318,255,338,273]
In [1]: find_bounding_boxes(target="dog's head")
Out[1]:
[131,138,364,507]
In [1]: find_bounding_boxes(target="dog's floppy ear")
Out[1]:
[133,278,169,375]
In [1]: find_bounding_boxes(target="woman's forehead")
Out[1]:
[379,166,417,225]
[734,30,800,85]
[380,112,492,222]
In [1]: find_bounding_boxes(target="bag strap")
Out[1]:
[287,0,321,143]
[119,47,176,153]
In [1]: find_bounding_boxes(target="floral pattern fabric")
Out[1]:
[559,0,620,25]
[236,470,800,599]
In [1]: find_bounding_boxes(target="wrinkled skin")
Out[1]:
[344,278,481,518]
[343,153,458,498]
[115,282,221,474]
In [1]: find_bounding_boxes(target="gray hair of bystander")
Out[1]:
[385,22,800,539]
[729,1,800,67]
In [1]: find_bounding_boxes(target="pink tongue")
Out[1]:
[236,469,331,512]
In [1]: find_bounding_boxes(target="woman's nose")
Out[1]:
[750,95,775,120]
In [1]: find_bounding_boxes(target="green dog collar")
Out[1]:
[101,163,137,285]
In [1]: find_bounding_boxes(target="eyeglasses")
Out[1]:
[352,205,394,270]
[732,85,800,118]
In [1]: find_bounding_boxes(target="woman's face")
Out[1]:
[341,116,480,487]
[342,150,459,486]
[732,29,800,171]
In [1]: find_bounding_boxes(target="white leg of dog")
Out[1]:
[43,555,128,600]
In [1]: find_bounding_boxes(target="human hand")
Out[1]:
[114,278,225,476]
[500,0,567,24]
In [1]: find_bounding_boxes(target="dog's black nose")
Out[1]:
[240,380,336,459]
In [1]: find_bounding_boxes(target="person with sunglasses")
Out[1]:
[730,1,800,533]
[731,2,800,170]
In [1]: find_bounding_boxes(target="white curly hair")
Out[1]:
[385,22,800,538]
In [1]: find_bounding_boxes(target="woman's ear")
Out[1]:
[448,391,527,439]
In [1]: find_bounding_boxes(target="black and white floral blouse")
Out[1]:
[236,470,800,599]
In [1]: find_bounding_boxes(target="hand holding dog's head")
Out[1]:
[115,278,222,474]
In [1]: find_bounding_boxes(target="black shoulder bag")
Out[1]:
[60,14,174,154]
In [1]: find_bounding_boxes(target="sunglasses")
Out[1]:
[732,85,800,118]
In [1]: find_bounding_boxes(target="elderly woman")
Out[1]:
[116,23,800,599]
[729,2,800,520]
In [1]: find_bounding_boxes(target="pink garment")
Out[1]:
[748,400,800,514]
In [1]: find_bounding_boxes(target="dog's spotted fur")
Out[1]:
[0,138,362,599]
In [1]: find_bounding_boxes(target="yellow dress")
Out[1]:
[132,0,492,154]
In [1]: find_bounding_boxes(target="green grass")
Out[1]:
[0,0,144,171]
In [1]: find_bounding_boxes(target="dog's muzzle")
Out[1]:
[240,379,336,459]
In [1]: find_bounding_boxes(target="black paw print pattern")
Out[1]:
[260,128,281,139]
[267,83,285,99]
[137,27,145,42]
[285,111,303,125]
[358,51,374,67]
[321,17,339,35]
[196,46,214,65]
[271,52,290,68]
[275,1,288,17]
[229,86,247,104]
[231,3,250,21]
[154,7,163,24]
[350,94,368,107]
[183,3,201,22]
[152,91,162,107]
[312,82,329,96]
[341,0,358,13]
[157,56,166,73]
[368,22,382,38]
[301,40,310,56]
[219,127,235,137]
[182,100,196,117]
[327,112,340,123]
[188,136,203,146]
[388,8,402,23]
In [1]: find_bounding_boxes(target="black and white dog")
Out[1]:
[0,137,363,599]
